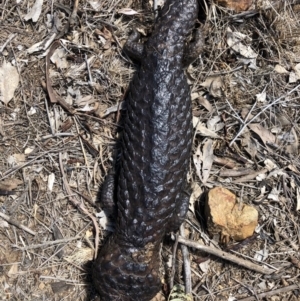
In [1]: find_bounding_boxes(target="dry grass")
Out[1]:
[0,0,300,300]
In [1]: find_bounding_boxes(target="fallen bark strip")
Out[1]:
[238,284,300,301]
[219,168,255,177]
[232,168,268,183]
[0,212,36,236]
[177,236,275,275]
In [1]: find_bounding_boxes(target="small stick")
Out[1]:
[44,98,54,135]
[85,53,93,84]
[0,212,36,236]
[219,168,255,177]
[232,168,268,183]
[238,284,300,301]
[12,236,80,250]
[19,235,31,259]
[176,236,275,275]
[180,224,192,294]
[69,0,79,27]
[170,232,179,289]
[0,33,17,53]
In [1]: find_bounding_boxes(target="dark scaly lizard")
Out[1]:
[93,0,203,300]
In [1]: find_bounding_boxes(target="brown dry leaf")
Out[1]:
[24,0,43,22]
[192,92,213,112]
[118,8,140,15]
[200,76,224,98]
[287,164,300,174]
[98,27,113,41]
[283,127,298,155]
[207,116,224,132]
[199,259,211,273]
[88,0,102,10]
[241,131,257,159]
[189,182,202,214]
[7,154,26,165]
[274,64,288,74]
[95,27,113,49]
[75,95,94,106]
[248,123,276,146]
[226,27,257,68]
[7,263,18,278]
[0,178,22,191]
[0,220,9,228]
[151,292,165,301]
[293,63,300,80]
[256,91,266,103]
[98,101,125,118]
[198,95,213,112]
[195,121,220,139]
[64,248,93,264]
[50,48,68,69]
[193,139,214,184]
[296,188,300,211]
[0,61,19,105]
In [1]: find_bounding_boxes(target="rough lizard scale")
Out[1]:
[93,0,203,300]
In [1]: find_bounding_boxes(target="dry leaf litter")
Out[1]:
[0,0,300,300]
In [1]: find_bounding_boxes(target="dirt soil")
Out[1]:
[1,0,300,300]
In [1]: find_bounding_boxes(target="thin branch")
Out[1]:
[170,232,179,290]
[238,284,300,301]
[12,236,80,250]
[176,236,276,275]
[180,224,192,295]
[0,212,36,236]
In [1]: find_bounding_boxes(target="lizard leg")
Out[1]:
[183,27,205,67]
[99,171,117,217]
[166,191,190,233]
[123,30,144,61]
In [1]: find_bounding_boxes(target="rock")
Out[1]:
[215,0,253,12]
[205,187,258,244]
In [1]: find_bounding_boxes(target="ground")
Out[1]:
[0,0,300,300]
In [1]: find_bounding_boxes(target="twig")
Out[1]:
[229,100,257,146]
[85,53,94,84]
[170,232,179,290]
[69,0,79,27]
[219,168,255,177]
[180,224,192,295]
[232,168,268,183]
[19,235,31,259]
[1,152,55,181]
[230,84,300,146]
[0,212,36,236]
[0,33,16,53]
[176,236,276,275]
[12,236,80,251]
[74,118,93,178]
[44,98,54,135]
[238,284,300,301]
[41,133,75,140]
[58,153,99,259]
